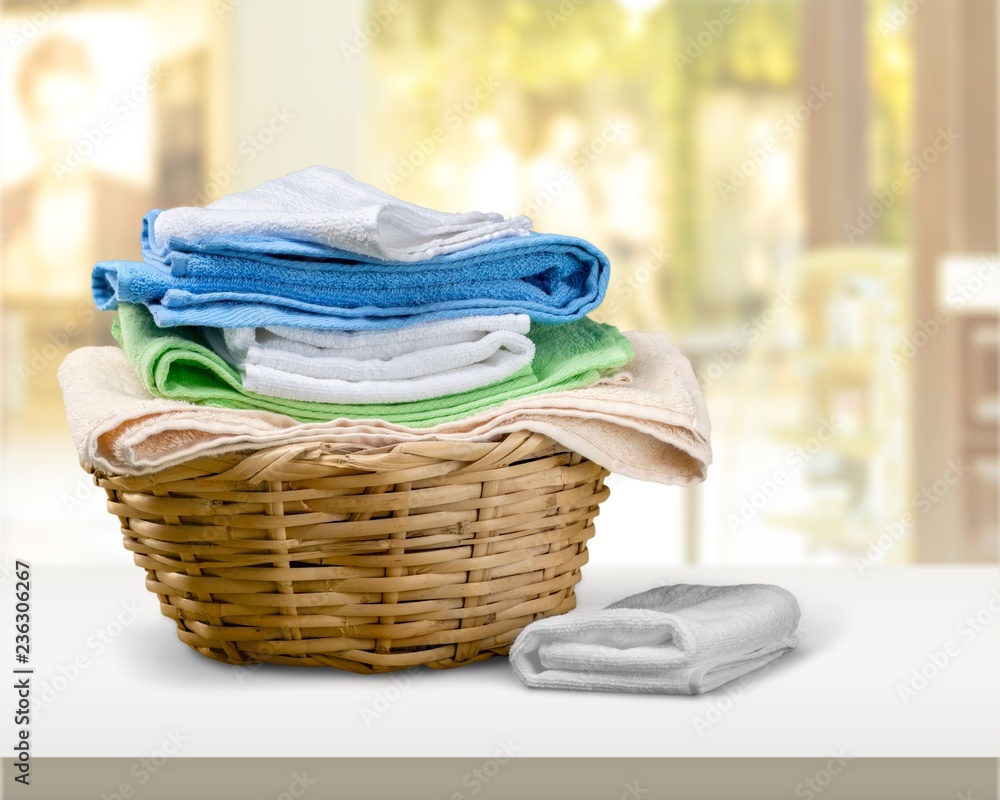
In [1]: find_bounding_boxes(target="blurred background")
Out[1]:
[1,0,997,567]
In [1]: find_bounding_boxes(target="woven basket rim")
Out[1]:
[90,430,576,484]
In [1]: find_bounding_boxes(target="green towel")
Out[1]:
[112,303,634,427]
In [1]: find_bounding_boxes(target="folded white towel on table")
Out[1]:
[58,331,712,486]
[152,166,533,262]
[202,315,535,404]
[509,584,800,694]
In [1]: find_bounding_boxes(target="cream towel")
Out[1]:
[202,315,535,404]
[58,331,712,485]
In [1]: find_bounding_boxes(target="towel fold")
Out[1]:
[509,584,800,695]
[111,302,632,426]
[93,224,609,329]
[151,166,532,262]
[58,330,712,484]
[202,315,535,404]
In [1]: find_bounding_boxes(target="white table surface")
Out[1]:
[8,564,999,758]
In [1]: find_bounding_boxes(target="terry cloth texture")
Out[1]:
[58,330,712,484]
[92,225,610,329]
[509,584,799,694]
[151,166,532,262]
[110,302,633,426]
[203,315,535,404]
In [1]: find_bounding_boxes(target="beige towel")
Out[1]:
[57,332,712,485]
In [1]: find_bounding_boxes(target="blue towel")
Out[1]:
[91,211,610,330]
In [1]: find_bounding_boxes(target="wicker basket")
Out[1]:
[92,431,609,673]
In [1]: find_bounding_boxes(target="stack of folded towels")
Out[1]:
[61,167,713,484]
[89,166,632,425]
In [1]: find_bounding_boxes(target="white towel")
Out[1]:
[509,584,799,694]
[152,166,533,262]
[201,315,535,404]
[57,330,712,485]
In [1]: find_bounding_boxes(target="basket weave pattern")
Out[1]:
[95,431,609,673]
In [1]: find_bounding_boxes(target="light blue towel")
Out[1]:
[91,211,610,329]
